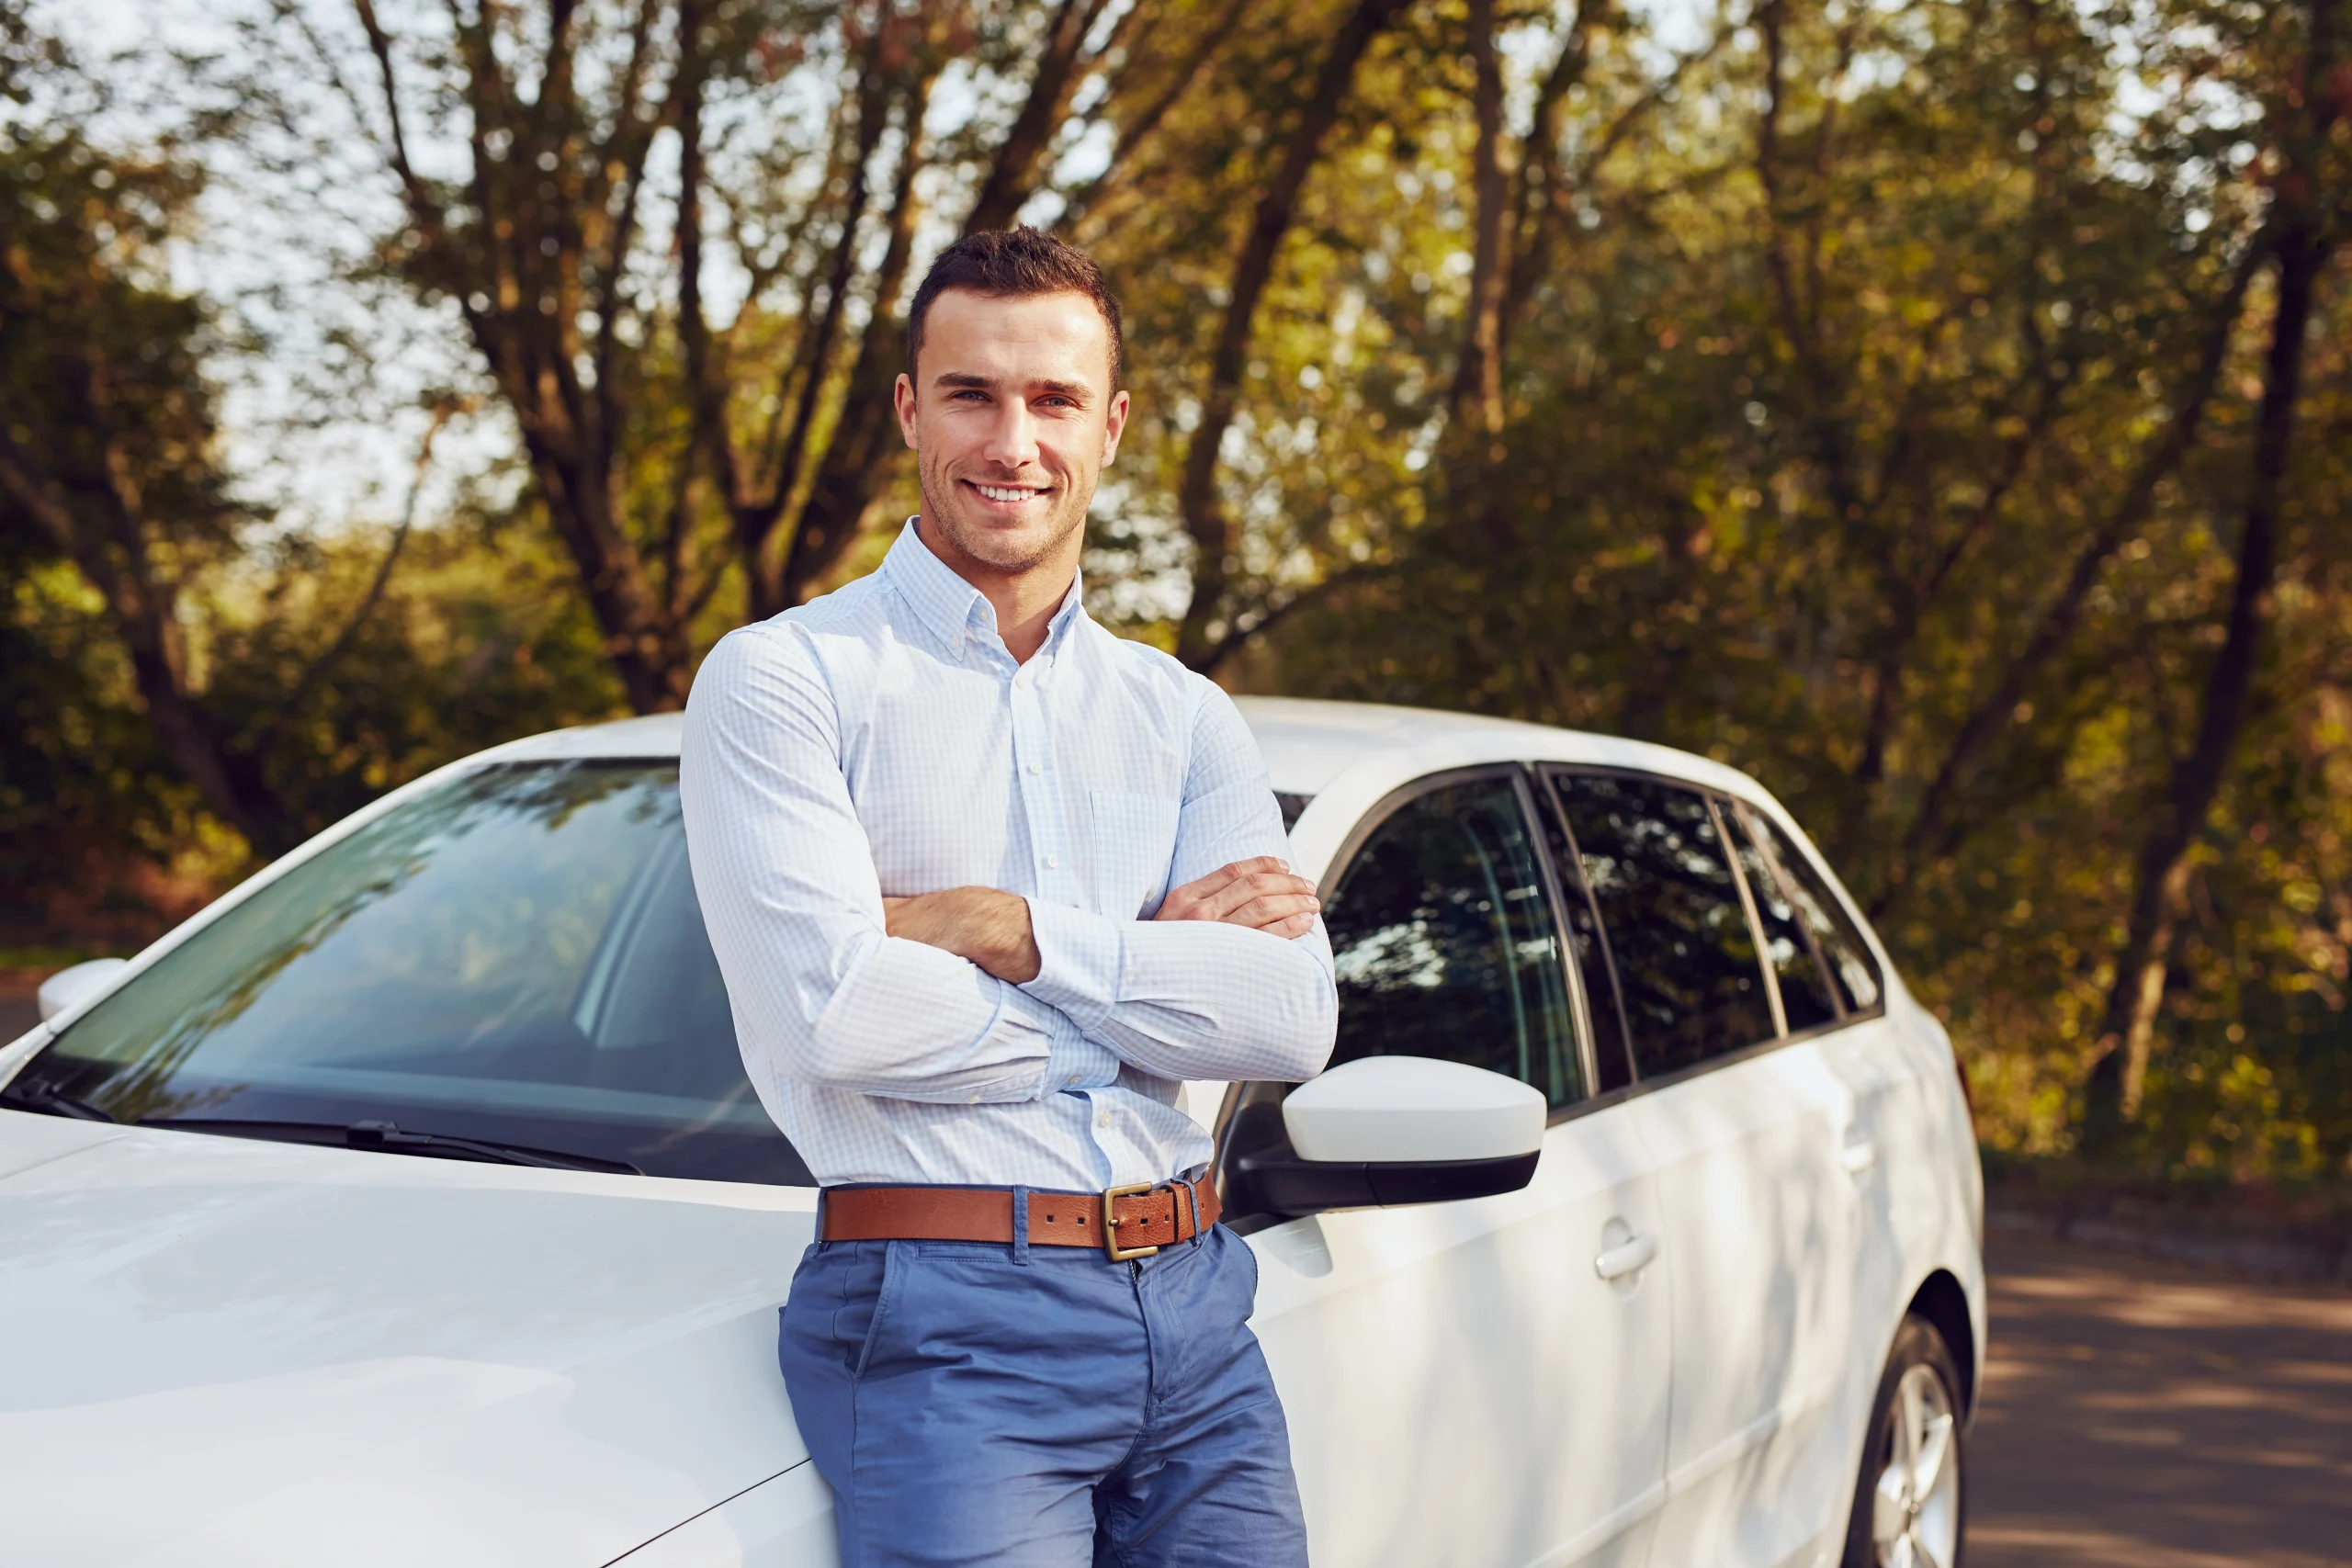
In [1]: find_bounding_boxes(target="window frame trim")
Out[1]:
[1721,795,1889,1022]
[1708,792,1789,1041]
[1527,764,1638,1099]
[1718,795,1852,1027]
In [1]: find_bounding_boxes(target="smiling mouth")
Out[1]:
[965,479,1050,505]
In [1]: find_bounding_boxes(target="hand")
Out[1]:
[883,887,1041,983]
[1154,856,1320,939]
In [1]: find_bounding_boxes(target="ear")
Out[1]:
[1100,389,1131,466]
[894,373,919,450]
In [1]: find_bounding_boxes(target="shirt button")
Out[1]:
[1097,1109,1113,1129]
[1045,854,1060,870]
[1027,761,1043,775]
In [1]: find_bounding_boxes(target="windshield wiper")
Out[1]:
[138,1116,640,1175]
[344,1119,642,1174]
[0,1077,119,1122]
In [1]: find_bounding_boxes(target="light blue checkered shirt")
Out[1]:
[680,520,1337,1191]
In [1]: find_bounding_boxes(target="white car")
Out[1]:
[0,697,1983,1568]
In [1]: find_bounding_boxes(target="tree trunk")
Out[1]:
[0,431,294,853]
[2079,15,2339,1143]
[1174,0,1406,670]
[1448,0,1509,446]
[2080,242,2328,1145]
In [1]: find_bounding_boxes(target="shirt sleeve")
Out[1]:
[1019,683,1339,1084]
[680,626,1120,1107]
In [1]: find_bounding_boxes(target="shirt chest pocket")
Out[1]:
[1088,790,1182,919]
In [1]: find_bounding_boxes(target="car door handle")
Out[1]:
[1840,1137,1879,1176]
[1594,1231,1657,1280]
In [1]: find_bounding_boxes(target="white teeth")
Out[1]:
[976,484,1041,502]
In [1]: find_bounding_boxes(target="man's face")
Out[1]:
[894,288,1128,579]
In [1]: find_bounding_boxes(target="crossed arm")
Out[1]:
[883,857,1321,983]
[679,625,1339,1109]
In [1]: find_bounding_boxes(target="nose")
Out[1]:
[980,398,1041,473]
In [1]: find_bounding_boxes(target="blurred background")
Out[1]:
[2,0,2347,1206]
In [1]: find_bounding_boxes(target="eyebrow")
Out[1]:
[932,372,1093,401]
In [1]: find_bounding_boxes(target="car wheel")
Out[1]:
[1840,1313,1966,1568]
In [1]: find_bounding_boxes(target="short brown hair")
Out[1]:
[906,227,1124,388]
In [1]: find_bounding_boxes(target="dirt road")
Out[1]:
[1970,1230,2352,1567]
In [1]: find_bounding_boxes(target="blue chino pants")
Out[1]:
[777,1215,1309,1567]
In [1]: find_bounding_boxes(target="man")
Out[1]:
[679,227,1337,1568]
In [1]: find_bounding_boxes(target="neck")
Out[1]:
[915,519,1078,663]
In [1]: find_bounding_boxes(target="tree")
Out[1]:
[2082,0,2349,1141]
[334,0,1216,712]
[0,116,293,848]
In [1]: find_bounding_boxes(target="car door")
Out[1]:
[1224,768,1671,1568]
[1724,803,1913,1483]
[1544,769,1860,1568]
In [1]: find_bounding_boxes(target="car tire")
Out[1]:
[1839,1313,1967,1568]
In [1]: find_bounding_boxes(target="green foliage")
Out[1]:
[6,0,2349,1179]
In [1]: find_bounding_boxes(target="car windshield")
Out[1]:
[12,761,810,1185]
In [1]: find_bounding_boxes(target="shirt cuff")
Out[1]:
[999,981,1120,1095]
[1043,1012,1121,1096]
[1021,897,1125,1034]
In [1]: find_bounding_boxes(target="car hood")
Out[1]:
[0,1111,820,1567]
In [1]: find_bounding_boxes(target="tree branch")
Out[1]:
[281,402,454,726]
[1880,230,2274,909]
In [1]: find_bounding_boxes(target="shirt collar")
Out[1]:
[880,516,1088,664]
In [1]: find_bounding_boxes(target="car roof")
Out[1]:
[488,695,1772,808]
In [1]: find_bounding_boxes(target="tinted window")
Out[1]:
[1325,776,1583,1107]
[1720,802,1840,1032]
[1549,772,1774,1078]
[14,763,809,1184]
[1737,808,1883,1013]
[1532,780,1635,1093]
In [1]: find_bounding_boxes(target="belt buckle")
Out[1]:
[1102,1181,1162,1262]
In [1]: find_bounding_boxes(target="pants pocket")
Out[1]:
[848,1241,902,1379]
[781,1241,899,1381]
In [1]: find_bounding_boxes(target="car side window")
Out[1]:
[1736,807,1884,1013]
[1548,771,1775,1078]
[1718,801,1841,1033]
[1323,774,1585,1108]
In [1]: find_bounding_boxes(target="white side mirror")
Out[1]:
[1284,1055,1546,1163]
[38,958,129,1023]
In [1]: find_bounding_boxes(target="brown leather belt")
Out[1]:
[820,1175,1222,1261]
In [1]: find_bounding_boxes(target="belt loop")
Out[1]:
[1010,1185,1031,1266]
[1184,1178,1202,1243]
[814,1185,829,1245]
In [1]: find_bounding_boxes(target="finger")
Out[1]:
[1156,859,1265,920]
[1200,871,1317,923]
[1227,892,1321,930]
[1170,856,1274,903]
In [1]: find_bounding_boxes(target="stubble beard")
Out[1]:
[918,454,1093,577]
